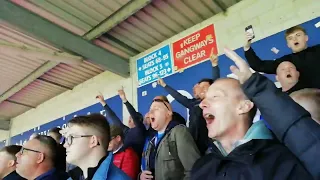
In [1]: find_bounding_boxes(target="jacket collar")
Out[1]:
[91,152,114,180]
[214,121,273,156]
[68,154,109,180]
[35,168,56,180]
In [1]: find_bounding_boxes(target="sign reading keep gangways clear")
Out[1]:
[172,25,218,71]
[136,25,217,87]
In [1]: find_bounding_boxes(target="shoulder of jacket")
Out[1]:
[170,125,188,135]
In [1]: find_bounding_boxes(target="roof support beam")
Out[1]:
[5,100,36,108]
[37,77,73,90]
[83,0,152,40]
[0,0,129,77]
[0,61,58,104]
[0,41,83,65]
[212,0,228,12]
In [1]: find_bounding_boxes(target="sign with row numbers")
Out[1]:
[136,45,173,87]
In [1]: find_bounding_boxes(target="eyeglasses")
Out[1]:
[65,135,99,146]
[152,99,170,110]
[20,147,42,155]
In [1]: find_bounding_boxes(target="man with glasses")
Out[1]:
[0,145,25,180]
[15,135,69,180]
[139,99,200,180]
[63,114,130,180]
[108,125,139,179]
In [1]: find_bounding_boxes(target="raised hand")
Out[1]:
[157,77,166,87]
[96,92,106,106]
[118,86,127,103]
[224,47,253,84]
[209,47,218,67]
[244,31,254,51]
[140,170,153,180]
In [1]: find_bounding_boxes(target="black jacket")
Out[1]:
[35,169,69,180]
[3,171,25,180]
[55,144,67,172]
[104,101,145,157]
[163,66,220,155]
[243,73,320,179]
[245,45,320,89]
[191,139,312,180]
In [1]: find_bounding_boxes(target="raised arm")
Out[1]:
[224,47,320,179]
[158,77,194,109]
[118,88,145,129]
[244,32,285,74]
[96,93,129,132]
[242,73,320,179]
[209,48,220,81]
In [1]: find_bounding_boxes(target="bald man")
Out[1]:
[15,135,69,180]
[191,78,312,179]
[276,61,306,94]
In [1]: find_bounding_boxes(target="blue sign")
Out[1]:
[136,45,173,87]
[137,17,320,124]
[10,95,123,145]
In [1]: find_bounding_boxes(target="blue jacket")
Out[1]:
[68,153,130,180]
[243,72,320,179]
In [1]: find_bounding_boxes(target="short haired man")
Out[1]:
[108,125,139,179]
[140,99,200,180]
[0,145,25,180]
[157,52,220,155]
[48,127,62,143]
[191,77,312,179]
[223,47,319,179]
[29,133,38,140]
[63,114,129,180]
[276,61,306,94]
[48,127,67,172]
[244,25,320,89]
[16,135,69,180]
[290,88,320,124]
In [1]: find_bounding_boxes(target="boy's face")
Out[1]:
[286,30,308,53]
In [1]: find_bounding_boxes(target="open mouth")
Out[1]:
[294,42,299,46]
[286,74,292,78]
[203,113,215,125]
[150,117,155,123]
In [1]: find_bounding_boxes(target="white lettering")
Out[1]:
[143,53,157,63]
[145,66,159,76]
[183,33,200,47]
[139,76,152,84]
[142,61,155,70]
[176,39,212,59]
[183,50,206,64]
